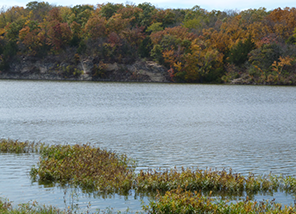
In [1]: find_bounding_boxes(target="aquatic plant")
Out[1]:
[0,139,40,153]
[30,144,136,193]
[0,198,66,214]
[135,167,282,194]
[0,199,12,212]
[2,139,296,199]
[283,176,296,193]
[143,187,296,214]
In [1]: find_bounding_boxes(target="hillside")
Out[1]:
[1,2,296,84]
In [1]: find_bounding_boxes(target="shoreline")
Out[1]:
[0,59,171,83]
[1,72,296,86]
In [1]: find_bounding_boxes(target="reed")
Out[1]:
[0,198,142,214]
[0,139,40,153]
[2,139,296,207]
[0,199,65,214]
[143,187,296,214]
[135,167,282,194]
[283,176,296,193]
[30,144,136,193]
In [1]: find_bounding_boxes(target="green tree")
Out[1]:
[137,2,156,26]
[227,36,256,66]
[26,1,52,22]
[5,18,26,42]
[0,6,27,29]
[138,36,152,58]
[99,3,123,19]
[146,22,163,33]
[70,5,93,26]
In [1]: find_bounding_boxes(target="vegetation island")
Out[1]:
[1,139,296,213]
[1,2,296,84]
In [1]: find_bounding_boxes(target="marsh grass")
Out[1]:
[2,139,296,195]
[0,139,41,153]
[143,188,296,214]
[2,139,296,213]
[0,198,67,214]
[0,198,144,214]
[30,143,136,193]
[135,167,285,194]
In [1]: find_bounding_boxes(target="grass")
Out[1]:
[0,139,40,153]
[0,198,144,214]
[2,139,296,213]
[0,199,66,214]
[143,188,296,214]
[30,143,136,193]
[135,167,296,194]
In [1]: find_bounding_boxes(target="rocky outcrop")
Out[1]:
[0,56,170,83]
[104,60,169,82]
[230,74,252,84]
[126,61,169,82]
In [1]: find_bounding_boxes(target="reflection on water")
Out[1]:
[1,80,296,211]
[0,153,151,212]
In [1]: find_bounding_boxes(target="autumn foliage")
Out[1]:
[1,2,296,84]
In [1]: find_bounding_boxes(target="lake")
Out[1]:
[1,80,296,212]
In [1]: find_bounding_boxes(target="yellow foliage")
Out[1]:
[272,56,293,75]
[0,28,5,39]
[279,55,293,66]
[173,61,182,72]
[19,26,30,41]
[59,7,73,23]
[247,22,269,47]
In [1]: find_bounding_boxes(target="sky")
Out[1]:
[1,0,296,12]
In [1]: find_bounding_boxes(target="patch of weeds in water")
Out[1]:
[1,197,144,214]
[100,207,145,214]
[30,143,137,193]
[143,187,296,214]
[0,198,69,214]
[3,139,296,213]
[283,176,296,193]
[135,167,290,194]
[0,198,12,212]
[0,139,41,153]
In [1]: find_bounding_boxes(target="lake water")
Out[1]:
[1,80,296,212]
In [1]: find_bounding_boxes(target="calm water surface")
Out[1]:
[1,80,296,211]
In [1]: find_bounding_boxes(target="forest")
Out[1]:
[1,1,296,84]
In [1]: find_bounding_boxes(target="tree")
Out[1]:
[146,22,163,33]
[164,39,223,82]
[0,6,27,29]
[121,26,145,48]
[137,2,156,26]
[152,9,176,28]
[84,16,107,40]
[98,3,123,19]
[5,18,26,42]
[248,43,282,73]
[18,21,45,56]
[138,36,152,58]
[117,5,142,27]
[227,36,256,66]
[106,13,130,34]
[47,21,72,51]
[26,1,52,22]
[70,5,93,27]
[47,7,62,22]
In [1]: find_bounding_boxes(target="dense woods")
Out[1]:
[1,2,296,84]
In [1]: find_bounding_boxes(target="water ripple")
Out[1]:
[1,81,296,210]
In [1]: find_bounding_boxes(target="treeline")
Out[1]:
[1,2,296,84]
